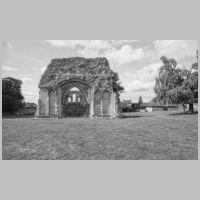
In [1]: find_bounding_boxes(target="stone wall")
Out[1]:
[39,88,49,115]
[102,91,111,115]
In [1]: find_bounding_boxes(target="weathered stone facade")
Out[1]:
[37,57,118,118]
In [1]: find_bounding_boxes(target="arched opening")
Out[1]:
[70,87,80,91]
[61,81,91,117]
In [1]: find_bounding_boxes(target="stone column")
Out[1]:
[57,86,62,117]
[110,90,116,118]
[47,90,50,116]
[100,90,104,117]
[90,86,94,118]
[113,92,116,117]
[54,88,58,118]
[110,89,114,118]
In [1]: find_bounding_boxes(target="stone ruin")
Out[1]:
[37,57,119,118]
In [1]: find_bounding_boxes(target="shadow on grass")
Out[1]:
[120,115,149,119]
[2,115,35,119]
[169,111,198,116]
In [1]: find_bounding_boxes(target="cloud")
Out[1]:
[2,65,18,71]
[22,84,39,103]
[45,40,68,48]
[120,63,160,93]
[46,40,112,50]
[120,63,161,102]
[41,66,46,73]
[110,40,139,46]
[46,40,145,65]
[154,40,198,60]
[1,41,14,49]
[32,67,39,71]
[22,77,32,82]
[106,45,145,64]
[7,42,13,49]
[78,43,145,65]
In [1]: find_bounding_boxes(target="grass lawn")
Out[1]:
[2,111,198,160]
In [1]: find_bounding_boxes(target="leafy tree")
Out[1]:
[151,97,158,103]
[154,56,198,113]
[110,71,124,114]
[2,77,24,113]
[111,71,124,94]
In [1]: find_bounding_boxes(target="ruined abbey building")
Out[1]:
[37,57,119,118]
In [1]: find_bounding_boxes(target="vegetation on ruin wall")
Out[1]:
[39,57,124,96]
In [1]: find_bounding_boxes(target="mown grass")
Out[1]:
[2,111,198,160]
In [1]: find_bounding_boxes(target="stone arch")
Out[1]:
[59,80,91,117]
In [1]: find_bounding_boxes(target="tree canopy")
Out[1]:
[2,77,24,113]
[154,56,198,112]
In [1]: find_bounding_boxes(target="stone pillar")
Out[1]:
[47,90,50,116]
[90,86,94,118]
[54,89,58,118]
[57,87,62,117]
[110,90,116,118]
[113,92,116,117]
[38,88,50,116]
[100,96,103,116]
[110,90,114,118]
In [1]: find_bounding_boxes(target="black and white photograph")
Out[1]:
[1,40,198,160]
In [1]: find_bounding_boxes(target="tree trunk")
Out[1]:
[189,103,194,113]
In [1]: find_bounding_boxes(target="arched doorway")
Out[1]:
[61,86,89,117]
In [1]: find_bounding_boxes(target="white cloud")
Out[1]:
[41,66,46,73]
[46,40,112,50]
[22,84,39,103]
[106,45,145,64]
[45,40,68,48]
[7,42,13,49]
[46,40,145,65]
[22,77,32,82]
[120,63,160,99]
[120,62,162,101]
[78,43,145,65]
[1,41,14,49]
[31,67,39,71]
[110,40,139,46]
[154,40,198,60]
[2,65,18,71]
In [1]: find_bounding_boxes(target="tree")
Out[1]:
[154,56,198,113]
[2,77,24,113]
[111,71,124,94]
[151,97,158,103]
[110,71,124,114]
[138,96,143,105]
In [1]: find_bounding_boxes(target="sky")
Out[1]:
[1,40,198,104]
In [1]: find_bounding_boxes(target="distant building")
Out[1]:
[140,103,178,112]
[132,103,140,112]
[120,99,133,112]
